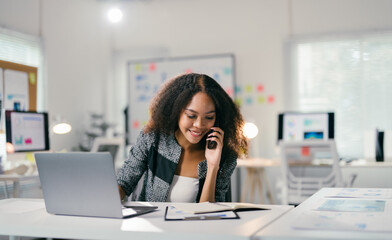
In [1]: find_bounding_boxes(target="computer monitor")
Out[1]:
[278,112,334,142]
[5,110,50,152]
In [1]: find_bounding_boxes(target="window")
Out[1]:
[287,32,392,159]
[0,27,45,110]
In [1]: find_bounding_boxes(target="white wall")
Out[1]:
[41,0,111,151]
[1,0,392,157]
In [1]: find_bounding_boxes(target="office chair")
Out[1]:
[2,182,9,198]
[279,140,345,205]
[90,137,125,169]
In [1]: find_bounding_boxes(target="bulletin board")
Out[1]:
[0,60,37,111]
[127,54,235,144]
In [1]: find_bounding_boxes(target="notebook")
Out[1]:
[35,152,157,218]
[170,202,269,214]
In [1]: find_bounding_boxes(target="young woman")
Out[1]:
[117,73,248,202]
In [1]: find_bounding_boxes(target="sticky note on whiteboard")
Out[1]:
[301,147,310,156]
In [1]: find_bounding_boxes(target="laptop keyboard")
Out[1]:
[122,207,138,215]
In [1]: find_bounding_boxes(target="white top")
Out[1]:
[166,175,199,202]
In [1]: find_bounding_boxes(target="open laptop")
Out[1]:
[35,152,157,218]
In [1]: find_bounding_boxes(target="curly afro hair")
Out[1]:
[145,73,248,157]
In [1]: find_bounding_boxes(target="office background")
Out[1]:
[1,0,392,159]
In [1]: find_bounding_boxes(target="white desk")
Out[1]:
[0,174,39,198]
[253,187,392,240]
[0,198,293,240]
[341,159,392,167]
[236,158,392,204]
[340,160,392,188]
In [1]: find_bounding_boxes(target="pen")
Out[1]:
[184,216,223,220]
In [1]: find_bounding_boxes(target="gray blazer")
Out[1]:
[117,130,237,202]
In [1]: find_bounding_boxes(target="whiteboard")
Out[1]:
[127,54,235,144]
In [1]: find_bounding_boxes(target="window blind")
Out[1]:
[288,32,392,159]
[0,27,45,110]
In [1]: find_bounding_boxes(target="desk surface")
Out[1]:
[0,173,39,181]
[341,159,392,167]
[237,158,392,168]
[253,188,392,240]
[0,198,293,240]
[237,158,280,168]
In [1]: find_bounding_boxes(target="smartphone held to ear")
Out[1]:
[207,129,217,149]
[207,120,219,149]
[208,140,217,149]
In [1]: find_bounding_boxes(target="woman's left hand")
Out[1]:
[205,127,224,169]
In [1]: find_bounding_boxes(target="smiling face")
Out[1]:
[176,92,216,146]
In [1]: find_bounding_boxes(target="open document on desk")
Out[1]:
[164,206,239,221]
[291,188,392,232]
[169,202,269,214]
[164,202,269,221]
[323,188,392,199]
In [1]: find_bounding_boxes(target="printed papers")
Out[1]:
[291,188,392,232]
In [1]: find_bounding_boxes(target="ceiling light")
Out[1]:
[52,123,72,135]
[108,7,123,23]
[243,122,259,139]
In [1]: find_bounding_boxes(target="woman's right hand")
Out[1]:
[118,185,126,201]
[205,127,224,170]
